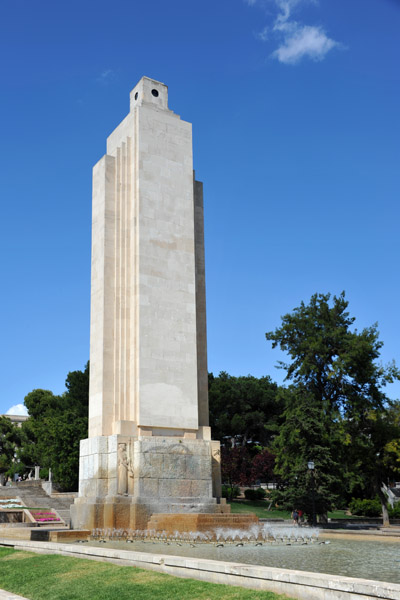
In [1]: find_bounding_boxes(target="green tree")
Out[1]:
[20,363,89,490]
[271,387,344,520]
[208,372,283,448]
[266,292,399,522]
[344,400,400,523]
[382,402,400,478]
[0,416,21,480]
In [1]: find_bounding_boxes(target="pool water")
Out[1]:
[85,537,400,584]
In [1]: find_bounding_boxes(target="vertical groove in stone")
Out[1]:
[125,137,131,421]
[114,147,121,423]
[194,176,209,427]
[120,142,126,421]
[133,110,140,424]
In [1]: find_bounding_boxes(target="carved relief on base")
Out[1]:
[117,442,134,495]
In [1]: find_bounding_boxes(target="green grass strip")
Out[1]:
[0,547,292,600]
[229,501,359,521]
[229,501,291,519]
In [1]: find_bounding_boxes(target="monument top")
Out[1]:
[129,76,169,112]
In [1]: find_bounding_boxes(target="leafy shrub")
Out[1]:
[389,503,400,518]
[244,487,267,501]
[349,497,381,517]
[255,487,267,499]
[221,485,240,499]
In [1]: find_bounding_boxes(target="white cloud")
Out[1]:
[5,403,28,416]
[247,0,342,65]
[273,24,339,64]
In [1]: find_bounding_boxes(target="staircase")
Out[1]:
[0,481,76,528]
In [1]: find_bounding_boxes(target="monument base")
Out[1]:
[71,433,227,531]
[147,512,258,535]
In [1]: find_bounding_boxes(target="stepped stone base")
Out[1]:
[71,434,225,531]
[147,512,258,535]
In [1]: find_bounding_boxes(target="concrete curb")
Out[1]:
[0,591,29,600]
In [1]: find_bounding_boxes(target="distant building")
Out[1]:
[0,414,29,427]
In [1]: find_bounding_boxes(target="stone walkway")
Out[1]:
[0,591,29,600]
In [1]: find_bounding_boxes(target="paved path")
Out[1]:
[0,590,29,600]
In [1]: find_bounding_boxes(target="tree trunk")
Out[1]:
[319,513,328,524]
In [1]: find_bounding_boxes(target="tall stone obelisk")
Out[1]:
[71,77,224,530]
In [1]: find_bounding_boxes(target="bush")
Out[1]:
[244,487,267,501]
[255,487,267,499]
[389,503,400,518]
[349,497,381,517]
[221,485,240,499]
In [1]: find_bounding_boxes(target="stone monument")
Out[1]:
[71,77,226,531]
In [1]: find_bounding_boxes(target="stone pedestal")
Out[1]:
[71,434,224,531]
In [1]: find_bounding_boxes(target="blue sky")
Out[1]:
[1,0,399,415]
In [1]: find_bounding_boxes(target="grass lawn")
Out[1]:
[0,547,293,600]
[229,500,291,519]
[229,501,355,520]
[327,510,359,520]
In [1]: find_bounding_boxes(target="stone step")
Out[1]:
[0,485,72,529]
[147,512,258,534]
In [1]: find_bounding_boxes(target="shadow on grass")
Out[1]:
[0,548,292,600]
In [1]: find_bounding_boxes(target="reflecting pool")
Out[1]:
[83,533,400,584]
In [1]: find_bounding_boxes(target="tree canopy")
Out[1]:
[209,372,283,448]
[266,292,400,521]
[0,416,21,478]
[19,362,89,491]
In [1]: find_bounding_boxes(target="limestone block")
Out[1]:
[138,453,163,478]
[198,456,212,479]
[88,438,95,455]
[80,479,97,497]
[97,453,108,479]
[103,503,115,529]
[162,454,186,479]
[159,479,192,498]
[96,479,108,497]
[80,438,89,457]
[211,440,222,498]
[114,502,131,529]
[138,478,159,497]
[185,455,201,480]
[91,453,105,479]
[191,480,212,497]
[87,454,94,479]
[79,457,84,480]
[107,451,118,479]
[90,436,108,455]
[107,477,117,497]
[197,426,211,440]
[81,456,89,481]
[166,441,193,456]
[186,441,210,457]
[108,435,118,454]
